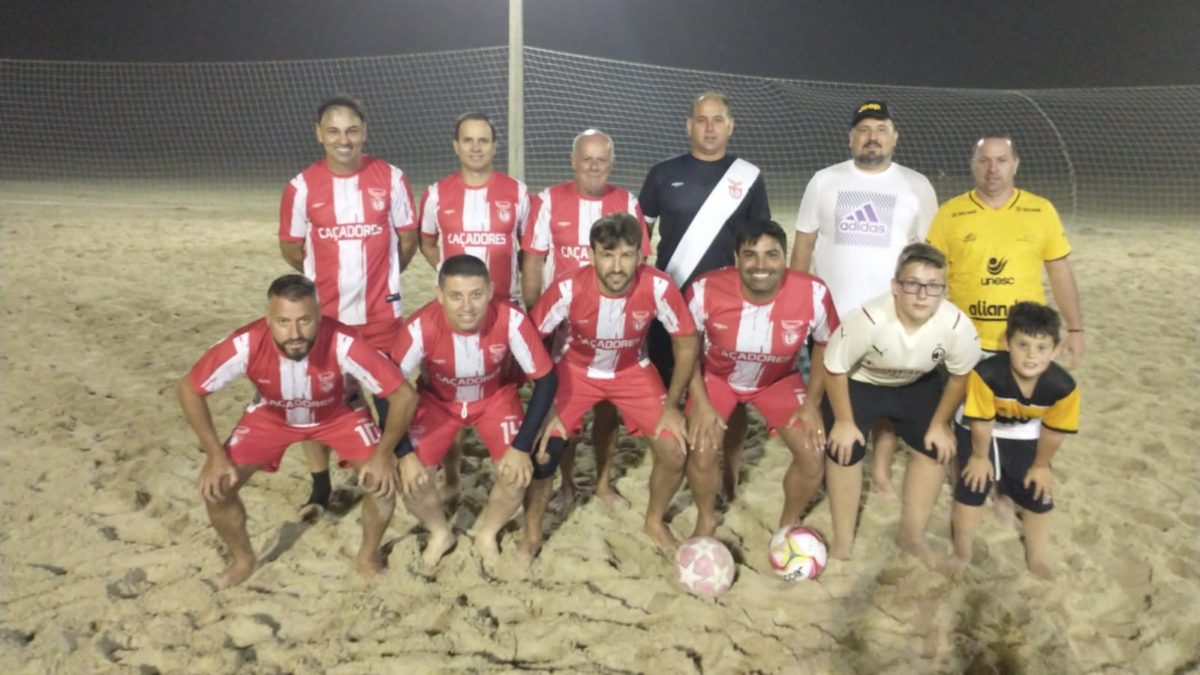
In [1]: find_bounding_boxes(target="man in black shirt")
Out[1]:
[639,92,770,499]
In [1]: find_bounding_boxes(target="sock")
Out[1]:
[306,470,332,507]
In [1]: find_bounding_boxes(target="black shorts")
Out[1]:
[952,425,1054,514]
[821,371,943,466]
[647,319,674,386]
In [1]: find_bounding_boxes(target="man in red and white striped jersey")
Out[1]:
[390,255,558,568]
[686,220,839,536]
[519,129,652,513]
[527,213,700,555]
[279,96,418,514]
[520,129,651,304]
[419,112,534,305]
[176,275,415,588]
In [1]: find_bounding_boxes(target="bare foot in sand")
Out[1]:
[516,536,542,562]
[896,534,939,570]
[1027,557,1055,580]
[422,528,457,568]
[356,549,385,580]
[643,521,678,554]
[218,557,256,588]
[474,532,501,568]
[547,483,576,515]
[939,555,970,578]
[594,486,630,511]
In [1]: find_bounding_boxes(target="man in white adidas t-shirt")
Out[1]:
[791,100,939,499]
[822,243,981,567]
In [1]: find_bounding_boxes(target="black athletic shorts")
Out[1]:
[952,424,1054,514]
[821,371,943,466]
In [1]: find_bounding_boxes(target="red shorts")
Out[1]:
[224,408,380,473]
[408,387,525,467]
[696,371,807,431]
[554,361,669,438]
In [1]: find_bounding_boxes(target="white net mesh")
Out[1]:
[3,48,1198,223]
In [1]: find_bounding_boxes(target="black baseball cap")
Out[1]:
[850,100,891,127]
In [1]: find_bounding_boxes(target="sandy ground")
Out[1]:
[1,191,1197,674]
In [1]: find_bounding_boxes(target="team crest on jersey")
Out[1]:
[489,343,508,364]
[631,310,651,331]
[781,319,805,346]
[727,179,743,199]
[496,200,513,224]
[318,371,337,393]
[368,188,387,211]
[931,346,946,363]
[409,424,426,440]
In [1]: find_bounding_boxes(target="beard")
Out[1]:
[277,337,315,361]
[854,148,891,168]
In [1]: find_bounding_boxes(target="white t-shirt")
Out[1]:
[824,292,981,387]
[794,160,938,316]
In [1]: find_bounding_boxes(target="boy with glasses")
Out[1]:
[821,243,981,566]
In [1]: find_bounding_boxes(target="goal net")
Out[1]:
[3,48,1197,224]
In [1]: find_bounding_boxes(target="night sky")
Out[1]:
[3,0,1197,89]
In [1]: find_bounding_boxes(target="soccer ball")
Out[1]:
[768,526,828,581]
[674,537,736,597]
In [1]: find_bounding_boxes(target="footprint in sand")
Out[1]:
[1136,367,1158,387]
[105,567,150,599]
[1164,556,1199,581]
[1099,555,1152,590]
[1072,522,1100,546]
[1127,506,1175,532]
[1141,440,1167,457]
[1117,457,1149,473]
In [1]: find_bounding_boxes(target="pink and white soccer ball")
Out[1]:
[674,536,736,596]
[768,525,828,581]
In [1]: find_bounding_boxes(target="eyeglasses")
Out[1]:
[896,279,947,296]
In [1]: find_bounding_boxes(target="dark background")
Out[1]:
[3,0,1197,88]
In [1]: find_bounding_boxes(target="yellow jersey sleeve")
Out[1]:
[962,369,996,421]
[925,206,950,255]
[1042,384,1080,433]
[1041,201,1072,261]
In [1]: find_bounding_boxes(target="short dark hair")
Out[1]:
[317,95,365,124]
[894,242,946,278]
[735,220,788,257]
[268,274,317,302]
[1005,302,1061,344]
[454,112,497,141]
[438,254,491,287]
[589,212,642,251]
[974,133,1019,159]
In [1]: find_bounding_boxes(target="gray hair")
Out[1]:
[572,128,614,161]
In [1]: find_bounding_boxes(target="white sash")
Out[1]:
[664,158,760,287]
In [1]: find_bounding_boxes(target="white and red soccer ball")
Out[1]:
[768,525,828,581]
[674,537,736,596]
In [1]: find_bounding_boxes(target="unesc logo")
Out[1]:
[982,257,1014,285]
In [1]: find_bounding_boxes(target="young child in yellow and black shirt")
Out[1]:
[943,301,1079,579]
